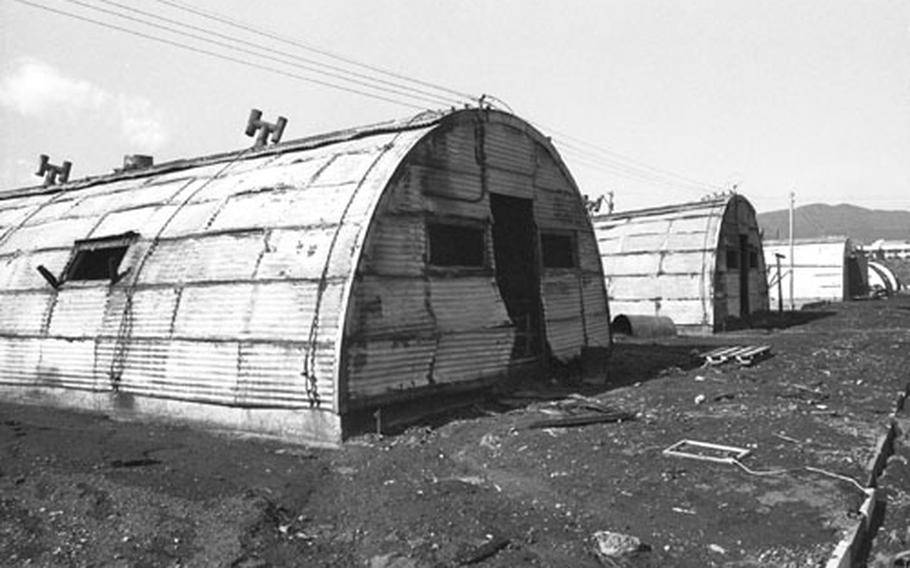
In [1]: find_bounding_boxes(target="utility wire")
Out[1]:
[535,120,726,193]
[57,0,452,109]
[152,0,476,102]
[554,138,715,194]
[12,0,426,110]
[89,0,466,108]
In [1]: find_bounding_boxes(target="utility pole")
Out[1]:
[788,190,795,310]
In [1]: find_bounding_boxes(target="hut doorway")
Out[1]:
[490,193,543,361]
[739,234,750,317]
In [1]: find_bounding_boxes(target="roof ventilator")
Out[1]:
[35,154,72,186]
[245,108,287,148]
[121,154,154,171]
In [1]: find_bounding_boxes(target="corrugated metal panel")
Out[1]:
[172,284,252,338]
[533,144,571,192]
[608,273,702,301]
[351,277,433,337]
[0,292,52,334]
[190,157,331,204]
[24,199,80,224]
[0,217,98,254]
[0,250,71,291]
[0,337,42,384]
[312,151,385,187]
[430,277,511,332]
[484,122,535,174]
[346,338,435,397]
[432,329,513,384]
[577,231,601,273]
[247,281,321,341]
[486,168,533,199]
[139,234,265,284]
[113,288,180,338]
[107,339,167,393]
[541,275,582,321]
[534,187,585,229]
[359,217,425,277]
[410,123,478,173]
[90,205,179,239]
[0,205,39,229]
[158,339,239,403]
[256,226,344,280]
[207,184,353,232]
[47,287,109,337]
[155,199,222,238]
[546,320,584,360]
[37,338,98,390]
[237,342,309,406]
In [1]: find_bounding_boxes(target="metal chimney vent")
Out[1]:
[245,108,287,148]
[122,154,154,170]
[35,154,72,186]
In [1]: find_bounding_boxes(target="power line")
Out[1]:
[89,0,468,108]
[152,0,476,102]
[12,0,427,110]
[58,0,456,109]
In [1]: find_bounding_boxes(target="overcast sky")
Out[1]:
[1,0,908,213]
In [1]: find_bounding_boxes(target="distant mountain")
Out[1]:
[757,203,910,244]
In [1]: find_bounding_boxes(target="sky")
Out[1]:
[1,0,908,214]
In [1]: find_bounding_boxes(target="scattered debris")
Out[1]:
[454,535,510,565]
[700,345,772,367]
[592,530,650,564]
[663,440,752,464]
[694,394,707,405]
[524,394,636,429]
[708,543,726,554]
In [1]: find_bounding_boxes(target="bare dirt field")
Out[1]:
[2,297,909,567]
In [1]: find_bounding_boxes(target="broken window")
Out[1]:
[726,249,739,269]
[540,232,576,268]
[428,223,485,267]
[64,232,138,283]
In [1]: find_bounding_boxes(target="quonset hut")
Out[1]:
[0,108,610,446]
[764,236,867,308]
[592,194,768,334]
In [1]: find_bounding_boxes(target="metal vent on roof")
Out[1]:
[35,154,71,186]
[245,108,287,148]
[122,154,154,170]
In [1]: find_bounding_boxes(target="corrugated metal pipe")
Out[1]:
[245,108,288,147]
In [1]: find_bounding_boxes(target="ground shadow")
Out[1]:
[343,342,717,438]
[747,309,837,331]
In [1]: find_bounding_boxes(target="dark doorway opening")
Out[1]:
[490,193,543,361]
[739,235,750,318]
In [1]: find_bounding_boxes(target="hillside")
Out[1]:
[757,203,910,244]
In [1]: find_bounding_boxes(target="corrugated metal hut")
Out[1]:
[764,236,867,308]
[592,194,768,334]
[867,260,901,296]
[0,108,610,446]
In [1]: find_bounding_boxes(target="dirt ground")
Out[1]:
[2,297,910,567]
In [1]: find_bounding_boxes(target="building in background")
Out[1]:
[592,193,768,334]
[764,236,867,309]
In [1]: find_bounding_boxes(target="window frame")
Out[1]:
[539,230,577,269]
[426,220,488,270]
[62,231,138,285]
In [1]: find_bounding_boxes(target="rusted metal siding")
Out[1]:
[593,194,768,333]
[764,237,865,308]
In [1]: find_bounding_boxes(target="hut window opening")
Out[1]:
[749,250,758,269]
[64,232,138,283]
[428,223,485,267]
[726,248,740,269]
[540,232,576,268]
